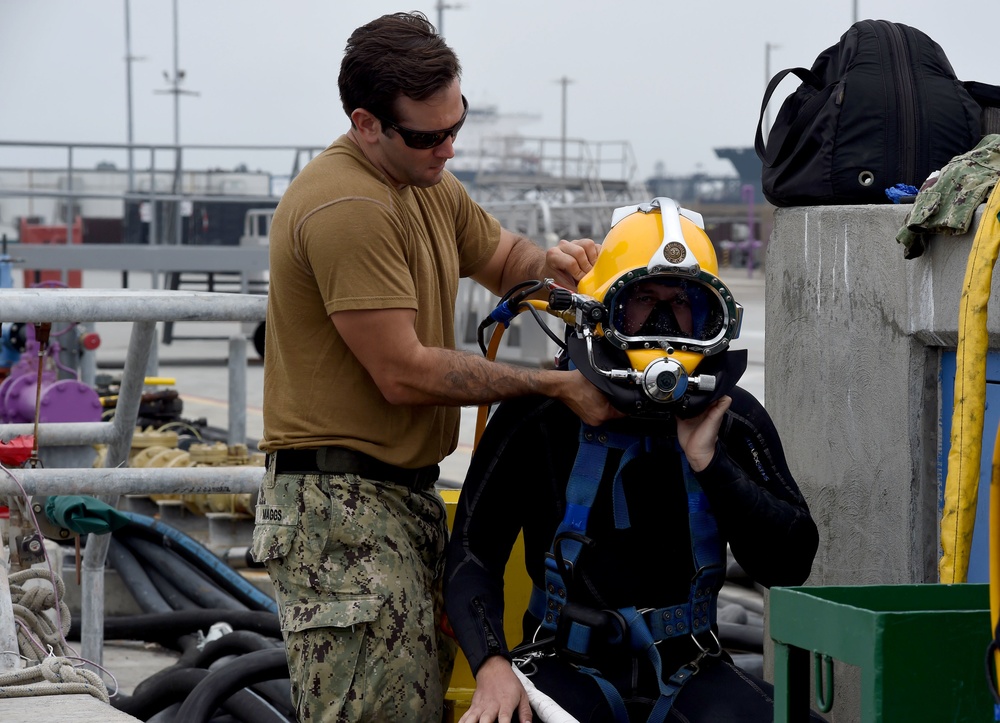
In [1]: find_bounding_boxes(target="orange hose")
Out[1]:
[473,301,549,452]
[474,322,507,452]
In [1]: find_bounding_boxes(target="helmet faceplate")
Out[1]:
[566,197,744,417]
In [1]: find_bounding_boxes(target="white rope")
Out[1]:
[513,664,581,723]
[7,568,72,663]
[0,655,109,703]
[0,567,109,703]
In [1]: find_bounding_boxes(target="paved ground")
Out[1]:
[3,264,767,715]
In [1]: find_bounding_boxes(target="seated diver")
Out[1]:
[444,197,825,722]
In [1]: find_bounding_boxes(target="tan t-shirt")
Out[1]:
[260,136,501,467]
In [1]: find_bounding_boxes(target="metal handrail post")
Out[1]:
[174,146,184,247]
[79,527,108,671]
[106,320,155,465]
[0,561,18,671]
[80,323,97,386]
[65,145,74,251]
[536,200,554,242]
[149,148,159,288]
[81,319,155,670]
[228,335,247,448]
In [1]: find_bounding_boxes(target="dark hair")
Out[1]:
[338,11,462,123]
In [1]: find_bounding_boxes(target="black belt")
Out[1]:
[268,447,439,489]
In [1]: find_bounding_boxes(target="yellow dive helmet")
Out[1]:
[557,197,745,417]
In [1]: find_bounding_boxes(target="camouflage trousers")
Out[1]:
[251,467,455,722]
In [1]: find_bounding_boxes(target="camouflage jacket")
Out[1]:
[898,133,1000,259]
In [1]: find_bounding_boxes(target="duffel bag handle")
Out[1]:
[754,67,826,167]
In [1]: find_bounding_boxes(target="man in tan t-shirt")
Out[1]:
[251,11,620,722]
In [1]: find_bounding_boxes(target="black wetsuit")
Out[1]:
[444,387,823,722]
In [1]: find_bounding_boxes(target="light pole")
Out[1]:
[152,0,199,248]
[123,0,140,193]
[764,42,781,141]
[155,0,199,148]
[435,0,464,37]
[556,76,573,179]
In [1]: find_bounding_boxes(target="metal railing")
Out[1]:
[4,177,641,370]
[0,288,267,674]
[0,140,325,247]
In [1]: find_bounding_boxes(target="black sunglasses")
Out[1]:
[376,96,469,150]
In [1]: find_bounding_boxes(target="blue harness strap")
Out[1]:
[679,441,723,638]
[533,425,725,722]
[577,665,631,721]
[540,426,642,631]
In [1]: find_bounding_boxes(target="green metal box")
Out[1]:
[770,584,993,722]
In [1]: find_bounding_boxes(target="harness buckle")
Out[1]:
[513,649,551,677]
[691,628,723,660]
[550,531,594,583]
[554,602,628,665]
[690,563,726,585]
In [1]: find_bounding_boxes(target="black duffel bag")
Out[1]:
[754,19,983,207]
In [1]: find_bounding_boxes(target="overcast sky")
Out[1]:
[1,0,997,182]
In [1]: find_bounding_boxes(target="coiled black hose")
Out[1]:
[113,665,289,722]
[175,648,291,723]
[97,516,288,718]
[191,630,280,667]
[111,630,292,720]
[107,537,173,614]
[146,565,201,611]
[117,535,248,611]
[194,631,294,719]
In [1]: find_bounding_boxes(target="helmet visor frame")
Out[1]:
[602,271,742,355]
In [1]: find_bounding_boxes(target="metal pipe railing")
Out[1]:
[0,421,117,446]
[0,288,266,673]
[0,466,264,497]
[0,289,267,322]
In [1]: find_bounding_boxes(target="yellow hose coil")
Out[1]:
[940,183,1000,583]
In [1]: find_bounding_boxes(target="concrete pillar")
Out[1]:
[765,204,992,721]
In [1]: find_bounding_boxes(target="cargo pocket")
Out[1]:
[281,595,388,720]
[250,505,297,564]
[280,594,384,634]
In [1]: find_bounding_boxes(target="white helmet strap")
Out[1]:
[609,197,705,277]
[646,197,700,276]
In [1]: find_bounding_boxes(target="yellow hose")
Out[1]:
[939,183,1000,583]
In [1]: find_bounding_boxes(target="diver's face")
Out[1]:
[620,281,693,337]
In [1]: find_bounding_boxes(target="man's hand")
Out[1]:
[544,238,600,289]
[459,656,532,723]
[676,396,732,472]
[558,370,623,427]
